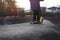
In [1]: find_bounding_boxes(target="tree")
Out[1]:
[0,2,6,17]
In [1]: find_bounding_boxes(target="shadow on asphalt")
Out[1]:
[0,33,60,40]
[49,20,60,27]
[0,19,60,40]
[40,20,60,40]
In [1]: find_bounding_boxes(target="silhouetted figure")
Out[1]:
[30,0,42,24]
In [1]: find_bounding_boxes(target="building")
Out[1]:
[57,7,60,13]
[46,7,60,13]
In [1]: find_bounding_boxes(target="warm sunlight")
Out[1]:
[40,0,60,8]
[15,0,60,10]
[15,0,30,10]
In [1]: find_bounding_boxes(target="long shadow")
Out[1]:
[0,19,60,40]
[49,20,60,27]
[39,19,60,40]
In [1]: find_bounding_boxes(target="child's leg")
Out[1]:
[36,10,40,22]
[32,10,37,21]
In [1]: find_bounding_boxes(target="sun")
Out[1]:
[15,0,30,10]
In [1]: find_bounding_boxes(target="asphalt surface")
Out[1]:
[0,20,60,40]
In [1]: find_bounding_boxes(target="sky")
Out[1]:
[15,0,60,10]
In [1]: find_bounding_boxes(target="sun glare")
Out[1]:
[15,0,60,10]
[41,0,60,8]
[15,0,30,10]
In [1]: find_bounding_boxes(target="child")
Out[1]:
[30,0,43,24]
